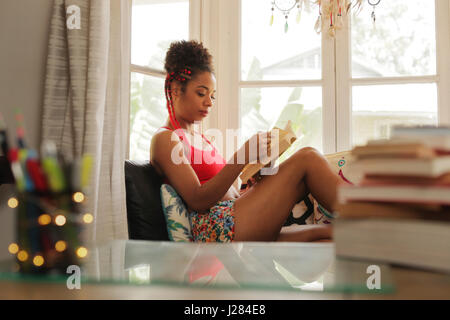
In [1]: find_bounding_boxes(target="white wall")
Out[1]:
[0,0,53,260]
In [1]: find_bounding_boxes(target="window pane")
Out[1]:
[129,73,168,160]
[351,0,436,78]
[240,87,323,159]
[352,84,438,147]
[241,0,322,81]
[131,0,189,69]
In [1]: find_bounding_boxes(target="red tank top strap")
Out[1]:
[159,126,190,146]
[159,127,216,150]
[199,133,215,148]
[158,126,222,161]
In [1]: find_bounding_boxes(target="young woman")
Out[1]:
[150,40,346,243]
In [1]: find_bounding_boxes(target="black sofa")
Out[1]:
[124,159,311,240]
[124,160,169,241]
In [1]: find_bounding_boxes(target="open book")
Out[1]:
[239,121,297,184]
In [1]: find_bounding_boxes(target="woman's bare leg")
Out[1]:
[233,147,345,242]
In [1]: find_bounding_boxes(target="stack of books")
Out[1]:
[334,125,450,274]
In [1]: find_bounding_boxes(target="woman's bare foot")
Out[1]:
[276,224,333,242]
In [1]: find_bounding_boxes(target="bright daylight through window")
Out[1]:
[129,0,189,160]
[128,0,449,160]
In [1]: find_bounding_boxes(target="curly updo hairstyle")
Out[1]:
[164,40,214,131]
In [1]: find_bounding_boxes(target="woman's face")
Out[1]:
[173,71,216,123]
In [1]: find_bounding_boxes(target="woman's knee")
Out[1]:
[289,146,323,166]
[296,146,322,158]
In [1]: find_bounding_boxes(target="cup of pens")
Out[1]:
[1,112,93,275]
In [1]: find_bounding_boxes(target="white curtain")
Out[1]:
[41,0,129,244]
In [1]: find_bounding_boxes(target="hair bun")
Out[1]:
[164,40,214,75]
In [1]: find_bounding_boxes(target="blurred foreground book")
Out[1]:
[335,125,450,274]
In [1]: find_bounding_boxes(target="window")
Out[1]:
[347,0,440,148]
[128,0,450,158]
[240,0,326,158]
[238,0,449,154]
[129,0,190,160]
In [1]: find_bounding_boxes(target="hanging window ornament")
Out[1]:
[296,0,302,24]
[269,0,299,32]
[270,1,274,26]
[285,12,289,32]
[335,0,344,29]
[314,1,322,34]
[351,0,364,15]
[268,0,368,37]
[328,12,336,37]
[368,0,380,27]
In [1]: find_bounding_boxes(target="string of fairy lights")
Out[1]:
[6,191,92,270]
[1,109,93,274]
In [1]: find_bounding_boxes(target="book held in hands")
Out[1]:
[239,121,297,184]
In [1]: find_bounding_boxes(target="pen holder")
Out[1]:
[11,190,90,275]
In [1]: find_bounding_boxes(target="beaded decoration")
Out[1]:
[164,67,193,141]
[269,0,379,37]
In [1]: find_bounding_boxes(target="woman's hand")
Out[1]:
[236,131,272,165]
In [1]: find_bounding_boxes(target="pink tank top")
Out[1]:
[160,126,226,185]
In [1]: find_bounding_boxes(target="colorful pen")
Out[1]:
[18,149,34,192]
[41,141,66,193]
[26,150,48,193]
[15,109,26,149]
[8,148,26,192]
[81,154,93,190]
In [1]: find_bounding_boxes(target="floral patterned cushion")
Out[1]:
[160,184,193,242]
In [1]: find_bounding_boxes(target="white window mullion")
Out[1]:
[322,25,336,155]
[123,0,132,159]
[190,0,211,132]
[335,11,352,152]
[130,64,165,78]
[436,0,450,125]
[189,0,202,41]
[226,0,240,133]
[214,0,240,135]
[196,0,219,132]
[239,80,323,88]
[351,75,439,86]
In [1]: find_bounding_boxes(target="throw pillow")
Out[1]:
[284,151,360,226]
[314,151,360,224]
[160,184,193,242]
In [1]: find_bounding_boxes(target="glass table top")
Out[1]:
[0,240,395,294]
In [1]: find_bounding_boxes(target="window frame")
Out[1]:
[335,0,450,152]
[126,0,450,158]
[127,0,201,159]
[201,0,337,154]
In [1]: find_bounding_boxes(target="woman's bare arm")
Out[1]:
[151,130,246,212]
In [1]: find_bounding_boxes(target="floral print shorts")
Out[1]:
[190,199,236,243]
